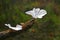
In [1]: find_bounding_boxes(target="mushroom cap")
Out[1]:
[5,24,22,31]
[25,8,47,18]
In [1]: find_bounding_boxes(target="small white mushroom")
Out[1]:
[25,8,47,18]
[5,24,22,31]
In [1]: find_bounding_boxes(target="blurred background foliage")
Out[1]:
[0,0,60,40]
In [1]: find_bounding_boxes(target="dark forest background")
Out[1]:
[0,0,60,40]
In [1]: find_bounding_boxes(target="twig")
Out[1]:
[0,18,35,38]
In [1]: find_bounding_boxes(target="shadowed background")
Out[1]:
[0,0,60,40]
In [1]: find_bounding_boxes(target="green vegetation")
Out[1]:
[0,0,60,40]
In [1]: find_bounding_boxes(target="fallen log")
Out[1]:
[0,18,35,38]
